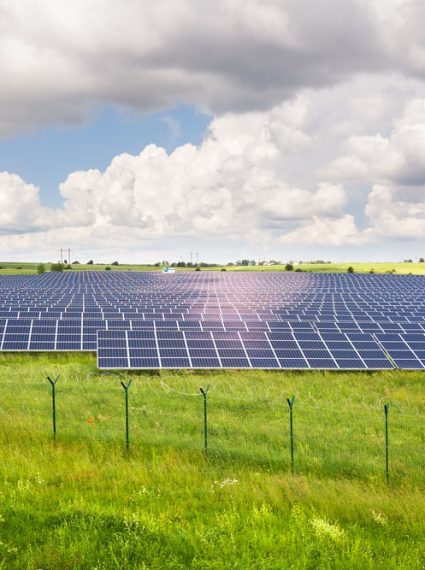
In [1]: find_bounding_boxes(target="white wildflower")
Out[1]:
[310,516,346,542]
[371,510,388,526]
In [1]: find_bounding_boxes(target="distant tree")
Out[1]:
[347,266,354,273]
[87,260,94,265]
[154,262,161,267]
[176,261,186,267]
[111,261,119,266]
[420,258,425,263]
[72,260,80,264]
[241,259,249,266]
[50,263,64,272]
[295,268,303,272]
[36,263,46,274]
[285,263,294,271]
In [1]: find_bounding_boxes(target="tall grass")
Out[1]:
[1,353,425,568]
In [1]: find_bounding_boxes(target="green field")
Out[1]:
[2,260,425,275]
[1,353,425,568]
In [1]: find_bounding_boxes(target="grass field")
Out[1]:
[1,353,425,568]
[2,260,425,275]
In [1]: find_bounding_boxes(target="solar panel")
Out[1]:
[0,271,424,369]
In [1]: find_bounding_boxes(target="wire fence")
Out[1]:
[1,373,425,485]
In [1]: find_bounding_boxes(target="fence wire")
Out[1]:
[1,373,424,484]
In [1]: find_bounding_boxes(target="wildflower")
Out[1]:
[371,510,388,526]
[212,478,239,489]
[310,516,346,542]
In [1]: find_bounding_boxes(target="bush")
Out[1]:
[36,263,46,274]
[87,260,94,265]
[221,268,227,271]
[285,263,294,271]
[50,263,64,272]
[347,266,354,273]
[105,267,111,271]
[195,267,201,271]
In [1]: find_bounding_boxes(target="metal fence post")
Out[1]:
[200,386,209,454]
[384,403,390,483]
[287,396,295,473]
[47,375,60,441]
[121,379,132,451]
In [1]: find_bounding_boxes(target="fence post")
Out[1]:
[384,403,390,483]
[200,386,209,454]
[121,379,132,451]
[47,375,60,441]
[287,396,295,473]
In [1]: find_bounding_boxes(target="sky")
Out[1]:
[2,1,425,263]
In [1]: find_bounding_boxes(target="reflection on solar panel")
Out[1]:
[1,271,425,369]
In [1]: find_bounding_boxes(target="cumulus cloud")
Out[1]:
[0,172,46,233]
[280,215,365,246]
[0,96,358,256]
[325,99,425,185]
[2,0,425,136]
[54,100,344,239]
[324,97,425,239]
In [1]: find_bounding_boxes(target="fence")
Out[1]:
[2,373,425,485]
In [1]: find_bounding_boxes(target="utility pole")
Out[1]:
[68,248,71,265]
[60,248,63,264]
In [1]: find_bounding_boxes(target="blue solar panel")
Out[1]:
[0,271,424,369]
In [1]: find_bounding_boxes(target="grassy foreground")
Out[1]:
[1,353,425,568]
[2,260,425,275]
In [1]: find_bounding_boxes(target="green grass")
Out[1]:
[1,353,425,568]
[2,260,425,275]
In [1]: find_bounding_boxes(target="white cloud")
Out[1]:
[365,184,425,238]
[0,172,46,232]
[2,0,425,136]
[325,99,425,185]
[279,215,364,246]
[0,97,355,256]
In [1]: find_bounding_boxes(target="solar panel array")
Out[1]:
[1,271,425,370]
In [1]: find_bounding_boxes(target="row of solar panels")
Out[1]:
[1,317,425,369]
[2,317,425,342]
[96,329,425,370]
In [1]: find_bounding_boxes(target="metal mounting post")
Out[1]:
[287,396,295,473]
[200,386,210,454]
[47,375,60,441]
[384,403,390,484]
[121,379,132,451]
